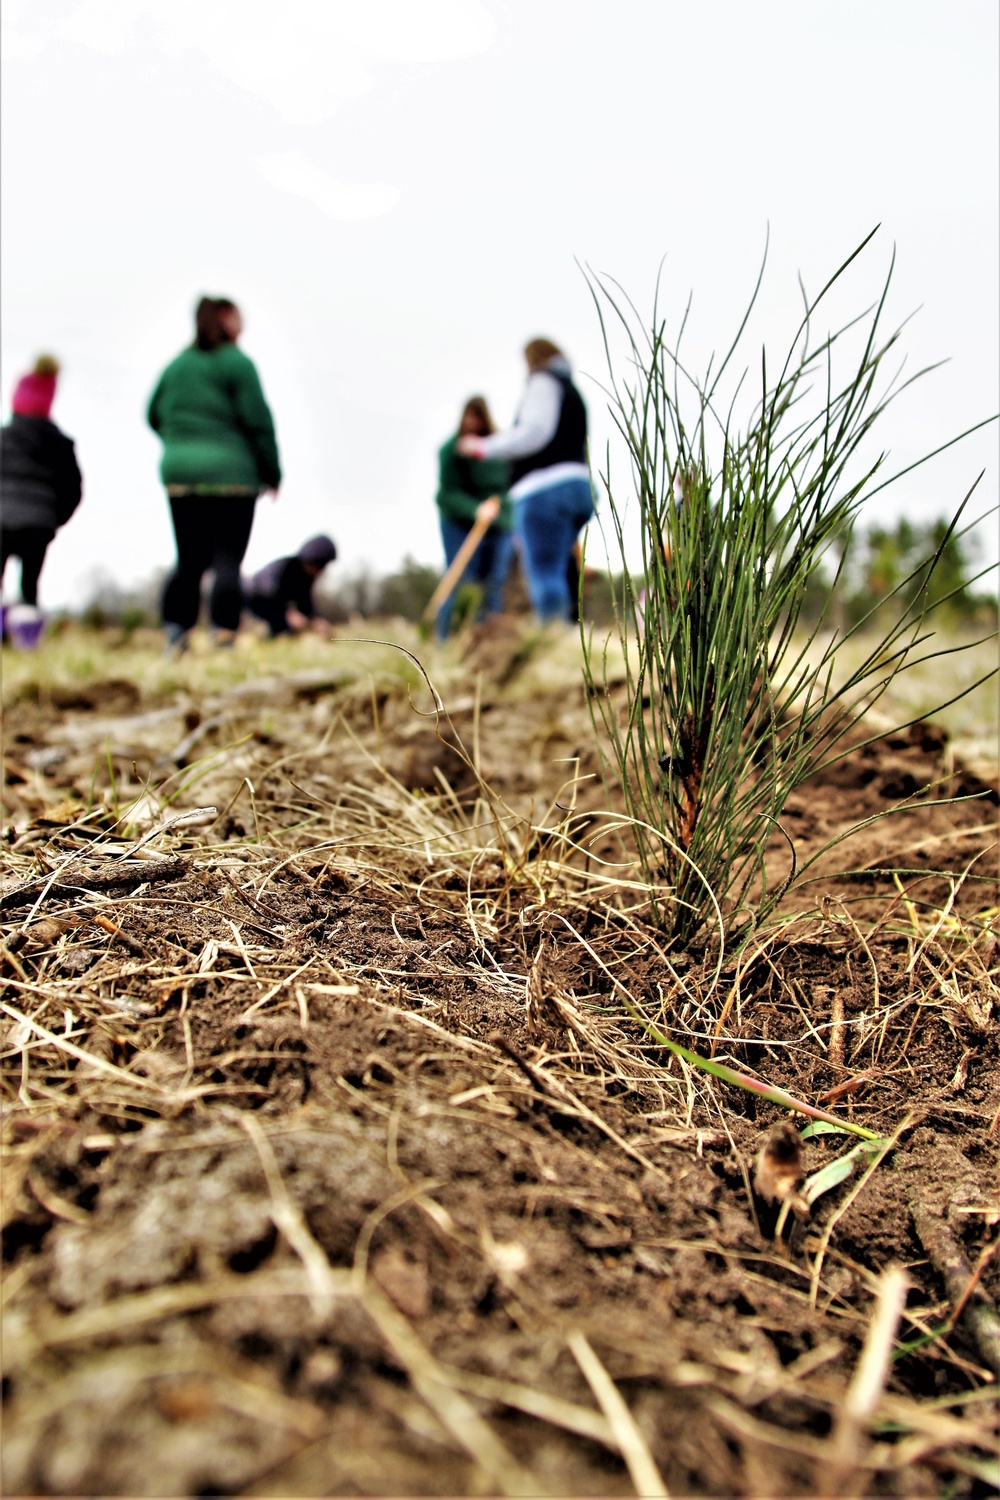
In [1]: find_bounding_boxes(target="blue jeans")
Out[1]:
[516,476,595,622]
[437,518,515,638]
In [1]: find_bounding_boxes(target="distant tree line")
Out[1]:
[69,553,623,632]
[800,516,997,631]
[67,516,994,634]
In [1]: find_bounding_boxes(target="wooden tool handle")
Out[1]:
[422,503,498,623]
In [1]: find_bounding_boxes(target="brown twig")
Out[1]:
[220,867,283,927]
[910,1197,1000,1376]
[829,988,845,1072]
[488,1030,557,1100]
[89,911,147,958]
[0,857,186,910]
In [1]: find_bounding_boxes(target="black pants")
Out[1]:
[1,526,54,607]
[162,496,257,632]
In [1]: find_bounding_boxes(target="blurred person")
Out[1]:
[0,355,82,648]
[435,395,512,638]
[457,339,592,623]
[147,296,281,649]
[244,533,337,637]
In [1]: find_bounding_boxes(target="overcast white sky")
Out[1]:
[2,0,998,608]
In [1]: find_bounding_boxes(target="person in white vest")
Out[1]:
[457,338,593,622]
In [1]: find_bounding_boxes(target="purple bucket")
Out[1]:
[5,605,45,649]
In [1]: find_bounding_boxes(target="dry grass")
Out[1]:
[1,618,998,1495]
[798,627,999,782]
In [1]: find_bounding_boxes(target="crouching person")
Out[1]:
[0,356,82,647]
[245,534,337,637]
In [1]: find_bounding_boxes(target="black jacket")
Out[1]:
[0,415,83,533]
[246,556,316,616]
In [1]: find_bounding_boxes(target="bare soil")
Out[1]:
[1,625,998,1497]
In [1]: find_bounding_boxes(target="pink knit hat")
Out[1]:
[12,355,59,418]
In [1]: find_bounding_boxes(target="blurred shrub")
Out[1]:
[78,568,166,631]
[377,557,439,620]
[802,518,997,631]
[846,517,996,627]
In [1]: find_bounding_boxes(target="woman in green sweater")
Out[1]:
[147,297,281,647]
[435,396,512,639]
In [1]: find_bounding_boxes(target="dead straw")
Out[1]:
[568,1329,670,1497]
[827,1266,910,1495]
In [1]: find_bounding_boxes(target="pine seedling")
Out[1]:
[583,231,996,944]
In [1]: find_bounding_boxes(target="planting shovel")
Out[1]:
[421,501,498,626]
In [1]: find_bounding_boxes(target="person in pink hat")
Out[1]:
[0,355,82,646]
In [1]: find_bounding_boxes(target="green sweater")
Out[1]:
[436,436,511,531]
[147,343,281,491]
